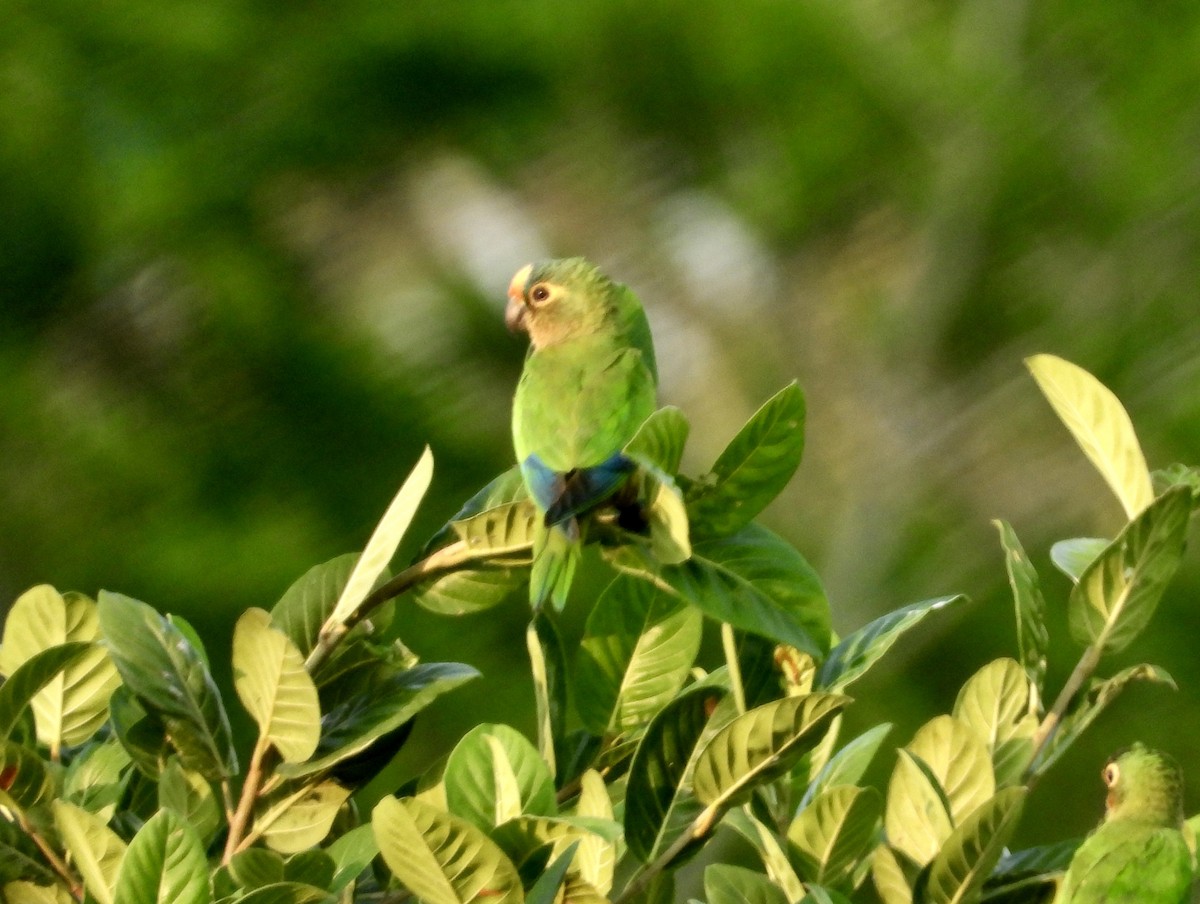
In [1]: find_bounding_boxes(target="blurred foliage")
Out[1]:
[3,0,1200,860]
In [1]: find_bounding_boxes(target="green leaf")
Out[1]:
[114,809,211,904]
[692,693,850,809]
[98,591,236,780]
[801,723,893,808]
[625,683,727,863]
[993,522,1048,700]
[158,757,222,848]
[108,686,168,777]
[0,642,95,742]
[228,883,334,904]
[233,608,321,763]
[686,381,806,539]
[223,848,285,892]
[1068,486,1191,654]
[1032,664,1176,775]
[63,739,132,822]
[704,863,789,904]
[1025,355,1154,519]
[255,780,351,854]
[917,787,1026,904]
[0,740,58,812]
[1049,538,1108,583]
[985,840,1077,900]
[372,795,522,904]
[612,523,830,654]
[625,406,690,475]
[526,611,567,777]
[444,723,556,832]
[0,587,120,750]
[787,785,882,888]
[0,881,75,903]
[271,554,363,659]
[53,800,127,904]
[575,575,702,737]
[905,716,994,825]
[0,819,58,885]
[817,596,963,691]
[872,845,914,904]
[490,815,618,871]
[885,750,953,866]
[278,661,478,778]
[325,823,377,893]
[952,659,1037,787]
[525,842,579,904]
[723,808,807,901]
[327,446,433,628]
[283,850,335,888]
[573,770,616,894]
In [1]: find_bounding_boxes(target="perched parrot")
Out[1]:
[506,257,661,609]
[1056,743,1193,904]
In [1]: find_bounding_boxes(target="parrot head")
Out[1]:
[1101,742,1185,828]
[505,257,622,349]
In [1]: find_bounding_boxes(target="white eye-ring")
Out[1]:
[1103,763,1119,786]
[529,283,552,304]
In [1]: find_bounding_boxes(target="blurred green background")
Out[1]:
[4,0,1200,861]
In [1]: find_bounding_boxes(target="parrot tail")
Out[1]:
[530,523,580,611]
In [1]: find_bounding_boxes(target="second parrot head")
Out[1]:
[506,257,619,349]
[1101,742,1185,827]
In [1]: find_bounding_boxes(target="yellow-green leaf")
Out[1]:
[232,608,320,763]
[919,787,1027,904]
[53,800,127,904]
[952,659,1037,787]
[884,750,953,866]
[787,784,882,888]
[255,780,351,854]
[904,716,994,824]
[1025,354,1154,519]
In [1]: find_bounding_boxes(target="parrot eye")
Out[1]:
[529,283,552,304]
[1103,763,1119,786]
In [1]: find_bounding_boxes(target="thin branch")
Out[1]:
[22,820,83,902]
[1024,642,1101,786]
[223,735,276,863]
[614,805,719,904]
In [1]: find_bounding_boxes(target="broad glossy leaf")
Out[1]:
[283,850,335,888]
[686,382,806,538]
[985,839,1077,900]
[233,608,320,763]
[0,642,95,742]
[573,769,616,894]
[788,785,882,888]
[575,575,702,737]
[0,882,74,903]
[53,800,126,904]
[1033,664,1175,775]
[817,596,963,691]
[872,844,914,904]
[1068,486,1190,654]
[692,693,849,808]
[993,521,1048,700]
[0,740,57,812]
[526,612,566,776]
[271,554,361,659]
[723,808,807,901]
[952,659,1037,787]
[1049,538,1108,583]
[525,842,578,904]
[63,739,132,822]
[612,523,829,654]
[0,819,58,885]
[108,686,168,777]
[705,863,789,904]
[158,758,221,847]
[114,809,210,904]
[256,780,351,853]
[325,823,377,893]
[279,661,478,778]
[224,848,285,892]
[444,723,555,832]
[0,587,120,750]
[373,795,522,904]
[625,683,727,862]
[1025,355,1154,519]
[885,751,953,866]
[327,446,433,628]
[905,716,994,825]
[626,406,690,475]
[802,723,892,808]
[491,815,617,872]
[228,883,333,904]
[918,787,1026,904]
[98,591,236,780]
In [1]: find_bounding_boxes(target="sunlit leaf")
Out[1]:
[802,723,892,808]
[158,757,221,848]
[573,770,617,894]
[704,863,789,904]
[256,780,351,854]
[626,406,690,475]
[885,751,953,866]
[692,693,849,809]
[993,521,1048,702]
[0,587,120,750]
[723,808,807,901]
[872,844,914,904]
[625,683,726,863]
[526,613,564,776]
[372,795,522,904]
[1068,486,1190,653]
[952,659,1037,787]
[62,739,132,823]
[113,809,210,904]
[271,554,363,659]
[575,575,702,737]
[817,596,963,691]
[788,785,882,888]
[686,382,806,539]
[0,881,74,903]
[1049,538,1108,584]
[917,787,1026,904]
[233,608,320,763]
[905,716,994,825]
[53,800,126,904]
[0,642,94,746]
[326,823,377,893]
[98,591,236,780]
[444,723,555,832]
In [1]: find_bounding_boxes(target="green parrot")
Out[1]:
[505,257,662,609]
[1056,743,1193,904]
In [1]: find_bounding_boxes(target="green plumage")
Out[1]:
[506,257,658,609]
[1056,744,1193,904]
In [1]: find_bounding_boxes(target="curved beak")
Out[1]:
[505,263,533,333]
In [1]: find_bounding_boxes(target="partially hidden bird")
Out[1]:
[506,257,682,610]
[1056,743,1193,904]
